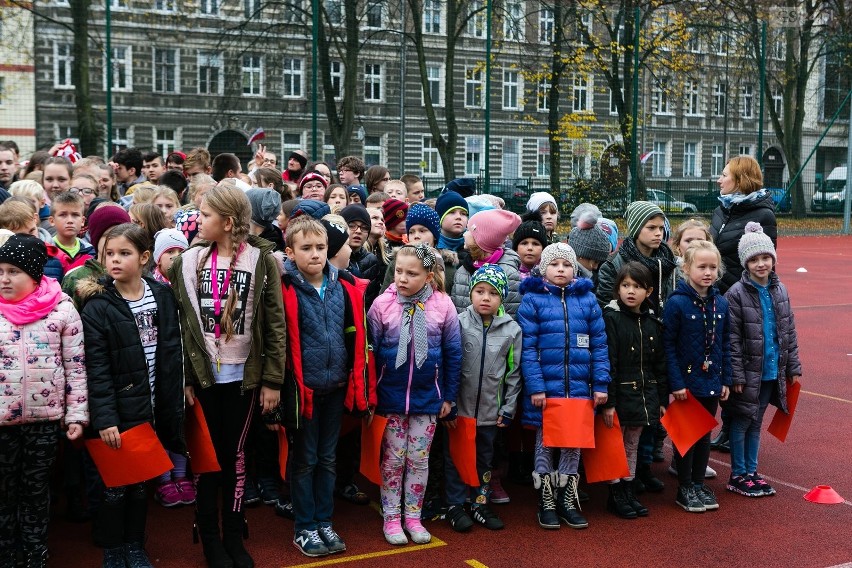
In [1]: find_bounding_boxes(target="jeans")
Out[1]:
[290,388,346,532]
[444,424,498,507]
[729,381,776,477]
[675,396,718,487]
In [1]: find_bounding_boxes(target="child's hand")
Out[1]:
[66,423,83,440]
[531,393,546,409]
[602,407,615,428]
[184,386,195,407]
[659,405,666,417]
[732,384,744,394]
[253,144,266,167]
[364,412,374,428]
[593,392,608,407]
[259,386,280,414]
[444,418,457,429]
[720,385,730,401]
[672,388,688,401]
[789,375,801,384]
[438,401,452,419]
[496,415,509,428]
[100,426,121,449]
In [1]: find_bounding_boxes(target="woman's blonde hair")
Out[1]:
[129,203,168,244]
[682,240,724,280]
[671,218,712,256]
[727,156,763,195]
[128,184,155,205]
[395,245,445,293]
[151,186,181,209]
[8,180,46,205]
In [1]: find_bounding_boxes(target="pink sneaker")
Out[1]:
[175,478,196,505]
[403,518,431,544]
[383,518,407,546]
[490,472,510,504]
[155,481,182,507]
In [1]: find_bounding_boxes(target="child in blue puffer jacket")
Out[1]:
[517,243,609,531]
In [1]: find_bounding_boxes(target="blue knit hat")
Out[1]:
[406,202,440,243]
[346,184,368,204]
[470,264,509,300]
[436,190,468,224]
[290,199,330,220]
[442,177,476,198]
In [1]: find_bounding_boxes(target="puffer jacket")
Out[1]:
[596,244,677,311]
[457,305,523,426]
[603,300,667,426]
[663,279,732,397]
[710,192,777,292]
[79,276,184,454]
[0,294,88,426]
[171,235,286,391]
[63,258,107,311]
[368,285,461,416]
[451,248,522,316]
[517,276,610,428]
[724,271,802,419]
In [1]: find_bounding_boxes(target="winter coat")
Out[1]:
[517,276,610,428]
[662,279,732,398]
[603,300,667,426]
[351,245,384,310]
[457,306,523,426]
[0,295,88,426]
[724,271,802,419]
[451,249,522,316]
[710,192,777,292]
[596,246,677,311]
[63,258,107,312]
[280,261,374,430]
[368,285,461,416]
[171,235,286,392]
[79,276,184,454]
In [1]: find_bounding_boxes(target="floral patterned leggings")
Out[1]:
[380,414,436,522]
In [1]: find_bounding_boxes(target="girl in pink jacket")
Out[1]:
[0,234,88,568]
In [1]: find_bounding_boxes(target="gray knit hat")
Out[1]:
[246,188,282,227]
[569,209,611,263]
[625,201,665,240]
[538,242,577,275]
[738,222,776,267]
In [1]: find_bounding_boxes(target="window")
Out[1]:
[200,0,219,15]
[284,0,305,23]
[242,54,263,96]
[652,141,668,177]
[54,42,73,89]
[537,77,550,112]
[577,11,592,39]
[424,65,443,106]
[504,1,524,41]
[244,0,260,18]
[154,0,176,10]
[424,0,441,33]
[771,38,784,60]
[153,48,179,93]
[686,29,700,53]
[111,127,128,155]
[502,138,520,178]
[282,133,302,157]
[465,137,483,176]
[156,129,176,157]
[741,84,754,118]
[772,87,783,118]
[323,145,336,168]
[465,68,483,108]
[823,51,851,120]
[536,138,550,177]
[330,60,343,100]
[610,86,622,115]
[364,135,382,167]
[714,82,727,117]
[711,144,724,176]
[364,63,382,101]
[104,46,132,92]
[109,0,127,8]
[366,1,383,28]
[712,32,728,55]
[422,136,441,175]
[198,52,223,95]
[57,125,78,144]
[570,153,587,178]
[573,74,590,112]
[467,1,485,38]
[653,78,670,114]
[685,80,700,115]
[283,58,303,98]
[326,0,342,24]
[502,69,519,110]
[683,142,698,177]
[739,144,753,157]
[539,8,554,43]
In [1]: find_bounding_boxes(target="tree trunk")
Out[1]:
[70,0,96,156]
[318,1,358,160]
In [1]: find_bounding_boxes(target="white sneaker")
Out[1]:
[705,466,717,479]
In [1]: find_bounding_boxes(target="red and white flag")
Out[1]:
[639,151,655,164]
[247,127,265,146]
[55,139,82,164]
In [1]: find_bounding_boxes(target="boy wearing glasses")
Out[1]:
[49,192,94,279]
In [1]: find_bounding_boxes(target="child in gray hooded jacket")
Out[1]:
[443,265,522,533]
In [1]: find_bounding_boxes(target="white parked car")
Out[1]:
[646,189,698,214]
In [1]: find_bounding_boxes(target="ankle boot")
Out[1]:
[102,547,126,568]
[636,463,665,493]
[123,484,150,567]
[623,480,649,516]
[23,546,48,568]
[222,512,254,568]
[606,482,637,519]
[532,472,559,529]
[196,512,234,568]
[710,424,730,451]
[556,474,588,529]
[123,543,154,568]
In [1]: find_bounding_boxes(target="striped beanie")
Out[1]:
[625,201,665,239]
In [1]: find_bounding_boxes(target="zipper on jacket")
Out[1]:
[561,288,570,396]
[20,330,27,420]
[638,317,649,425]
[473,322,489,420]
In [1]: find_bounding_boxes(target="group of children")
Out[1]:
[0,173,801,568]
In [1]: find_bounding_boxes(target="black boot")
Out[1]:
[532,472,559,529]
[123,484,153,568]
[64,485,90,523]
[196,512,234,568]
[93,487,126,550]
[556,474,588,529]
[623,479,649,517]
[222,512,254,568]
[710,425,730,452]
[636,463,665,493]
[23,546,48,568]
[632,476,646,495]
[606,482,637,519]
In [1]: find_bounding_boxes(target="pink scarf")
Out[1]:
[0,277,64,326]
[473,247,504,270]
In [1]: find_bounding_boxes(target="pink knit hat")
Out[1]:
[467,209,522,255]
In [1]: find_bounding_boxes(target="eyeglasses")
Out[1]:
[347,223,369,233]
[381,177,391,182]
[69,187,96,195]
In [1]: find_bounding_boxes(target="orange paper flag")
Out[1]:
[767,381,801,442]
[277,428,289,480]
[85,423,173,488]
[660,393,718,455]
[583,414,630,483]
[447,416,479,486]
[542,398,596,448]
[359,415,388,486]
[185,401,220,474]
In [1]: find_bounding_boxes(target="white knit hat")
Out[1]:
[538,242,577,275]
[737,222,776,267]
[154,228,189,264]
[526,192,557,213]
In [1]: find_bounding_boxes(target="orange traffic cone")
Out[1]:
[803,485,845,504]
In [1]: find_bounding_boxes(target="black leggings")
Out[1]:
[675,396,719,486]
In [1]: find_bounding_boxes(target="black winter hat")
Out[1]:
[512,210,549,251]
[0,234,48,283]
[340,204,371,229]
[322,219,349,259]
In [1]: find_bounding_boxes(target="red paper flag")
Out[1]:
[85,423,173,488]
[359,415,388,486]
[767,381,801,442]
[185,401,220,474]
[277,428,289,480]
[583,414,631,483]
[660,393,718,455]
[542,398,596,448]
[447,416,479,486]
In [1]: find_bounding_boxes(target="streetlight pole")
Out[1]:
[630,7,640,201]
[398,0,406,175]
[311,0,318,158]
[106,0,112,156]
[757,21,766,165]
[484,0,492,190]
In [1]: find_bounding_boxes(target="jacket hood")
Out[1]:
[604,298,656,319]
[283,257,339,291]
[720,191,775,213]
[184,234,276,256]
[519,274,595,296]
[461,303,511,327]
[738,268,780,289]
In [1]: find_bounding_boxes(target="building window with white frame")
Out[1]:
[366,1,384,28]
[467,1,485,38]
[364,135,383,167]
[325,0,342,24]
[465,136,483,176]
[422,136,441,175]
[54,42,73,89]
[502,138,520,178]
[504,1,524,41]
[686,28,700,53]
[244,0,260,18]
[465,68,483,108]
[539,7,554,43]
[683,142,698,177]
[741,84,754,118]
[323,144,337,167]
[330,60,343,100]
[424,65,443,106]
[156,129,176,157]
[503,69,519,110]
[536,138,550,177]
[685,80,700,115]
[424,0,441,33]
[153,48,179,93]
[738,144,753,157]
[242,54,263,96]
[105,46,132,92]
[199,0,219,15]
[714,82,727,117]
[154,0,176,11]
[112,127,129,155]
[283,58,303,98]
[364,63,382,102]
[284,0,305,23]
[652,141,668,177]
[537,77,550,112]
[198,51,223,95]
[653,78,670,114]
[282,133,302,155]
[773,87,783,118]
[573,74,590,112]
[610,86,622,115]
[710,144,724,176]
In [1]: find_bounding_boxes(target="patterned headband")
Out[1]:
[405,243,436,269]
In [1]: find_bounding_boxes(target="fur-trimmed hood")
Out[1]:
[519,274,595,296]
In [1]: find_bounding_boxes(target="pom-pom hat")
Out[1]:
[569,209,612,263]
[738,222,776,267]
